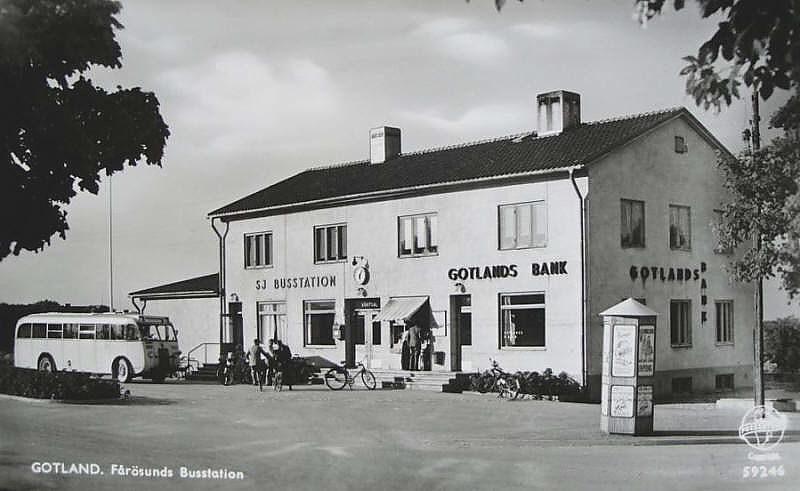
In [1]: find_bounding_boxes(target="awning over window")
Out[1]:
[373,297,439,329]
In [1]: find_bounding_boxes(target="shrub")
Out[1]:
[0,364,120,400]
[471,366,583,399]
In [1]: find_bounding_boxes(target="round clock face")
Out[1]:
[353,266,370,285]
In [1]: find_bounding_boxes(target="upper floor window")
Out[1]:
[244,232,273,268]
[621,199,645,248]
[398,213,438,257]
[314,224,347,263]
[499,201,546,250]
[669,205,691,251]
[713,209,733,254]
[715,300,734,344]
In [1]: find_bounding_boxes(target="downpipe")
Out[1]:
[569,168,588,389]
[211,217,230,352]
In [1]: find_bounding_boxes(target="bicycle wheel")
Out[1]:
[361,369,377,390]
[324,367,348,390]
[507,377,521,400]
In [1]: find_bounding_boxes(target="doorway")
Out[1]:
[344,298,381,368]
[449,295,471,372]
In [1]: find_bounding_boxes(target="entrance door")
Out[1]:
[450,295,471,372]
[355,310,381,368]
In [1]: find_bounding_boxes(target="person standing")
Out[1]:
[275,339,293,390]
[408,324,421,371]
[248,338,266,386]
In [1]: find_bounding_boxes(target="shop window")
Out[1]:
[390,322,404,348]
[314,224,347,263]
[670,300,692,347]
[304,300,336,346]
[715,300,734,344]
[621,199,645,248]
[499,201,546,250]
[500,293,545,348]
[257,302,287,342]
[669,205,691,251]
[671,376,692,394]
[47,323,63,339]
[713,210,733,254]
[244,232,273,268]
[398,213,438,257]
[715,374,734,391]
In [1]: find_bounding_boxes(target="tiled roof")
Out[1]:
[129,273,219,299]
[210,107,689,217]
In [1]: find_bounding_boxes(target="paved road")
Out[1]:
[1,381,798,491]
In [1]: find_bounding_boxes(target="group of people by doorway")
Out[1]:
[398,323,434,371]
[247,338,293,389]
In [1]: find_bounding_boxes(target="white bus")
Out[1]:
[14,312,181,383]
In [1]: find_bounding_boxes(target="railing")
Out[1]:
[185,342,221,373]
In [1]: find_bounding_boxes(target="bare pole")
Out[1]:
[109,175,114,312]
[751,90,765,408]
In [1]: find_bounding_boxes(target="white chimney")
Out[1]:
[369,126,401,164]
[537,90,581,135]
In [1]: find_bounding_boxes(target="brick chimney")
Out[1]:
[537,90,581,135]
[369,126,401,164]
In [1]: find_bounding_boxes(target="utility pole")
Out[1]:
[109,175,114,312]
[751,91,764,408]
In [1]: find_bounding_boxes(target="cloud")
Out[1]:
[159,51,339,153]
[413,18,510,64]
[399,103,533,139]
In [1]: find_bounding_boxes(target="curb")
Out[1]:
[0,392,127,405]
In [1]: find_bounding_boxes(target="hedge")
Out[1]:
[0,364,121,400]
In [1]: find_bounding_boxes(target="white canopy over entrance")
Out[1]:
[373,296,439,329]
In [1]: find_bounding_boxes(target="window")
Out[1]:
[715,301,734,344]
[17,323,31,338]
[671,377,692,394]
[111,324,124,340]
[304,300,336,346]
[244,232,273,268]
[499,201,546,250]
[354,313,381,346]
[621,199,645,248]
[257,302,287,342]
[669,205,691,251]
[674,136,687,154]
[716,374,734,391]
[500,293,545,348]
[63,323,78,339]
[670,300,692,347]
[398,213,438,257]
[79,324,96,340]
[96,324,110,340]
[47,323,63,339]
[32,323,46,339]
[314,224,347,263]
[713,210,732,254]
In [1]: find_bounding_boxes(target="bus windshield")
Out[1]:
[138,323,177,342]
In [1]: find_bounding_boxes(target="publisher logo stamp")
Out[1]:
[738,405,787,480]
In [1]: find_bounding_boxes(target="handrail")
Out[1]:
[186,342,221,366]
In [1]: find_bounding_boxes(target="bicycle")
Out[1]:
[324,359,377,390]
[472,358,521,400]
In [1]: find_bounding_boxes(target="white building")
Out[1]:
[203,91,753,399]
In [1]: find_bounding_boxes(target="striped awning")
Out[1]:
[372,297,429,323]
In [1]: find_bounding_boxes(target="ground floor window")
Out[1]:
[670,300,692,347]
[715,373,734,391]
[499,292,545,348]
[671,376,692,394]
[715,300,734,344]
[304,300,336,346]
[257,302,287,342]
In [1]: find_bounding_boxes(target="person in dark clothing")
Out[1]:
[407,324,421,371]
[274,340,293,390]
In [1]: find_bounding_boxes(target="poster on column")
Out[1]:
[611,385,634,417]
[637,385,653,416]
[637,326,655,376]
[612,324,636,377]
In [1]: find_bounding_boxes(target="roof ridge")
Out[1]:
[306,158,369,172]
[580,106,685,127]
[402,130,534,157]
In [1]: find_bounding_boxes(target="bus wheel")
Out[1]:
[37,354,56,372]
[112,357,133,383]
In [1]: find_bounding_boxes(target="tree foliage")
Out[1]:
[764,316,800,373]
[0,0,169,261]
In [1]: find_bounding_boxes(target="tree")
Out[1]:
[0,0,170,261]
[764,317,800,373]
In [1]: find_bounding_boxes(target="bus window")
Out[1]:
[79,324,96,340]
[47,323,63,339]
[111,325,124,340]
[97,324,110,340]
[17,323,31,338]
[32,323,46,339]
[125,324,139,341]
[63,323,78,339]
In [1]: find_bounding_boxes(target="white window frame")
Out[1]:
[669,204,691,251]
[499,292,546,349]
[498,201,547,250]
[670,299,692,347]
[621,199,645,248]
[244,231,273,269]
[303,299,337,347]
[314,224,347,263]
[398,213,438,257]
[715,300,734,345]
[257,301,287,343]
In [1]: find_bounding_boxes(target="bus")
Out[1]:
[14,312,181,383]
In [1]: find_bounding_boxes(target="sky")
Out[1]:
[0,0,797,318]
